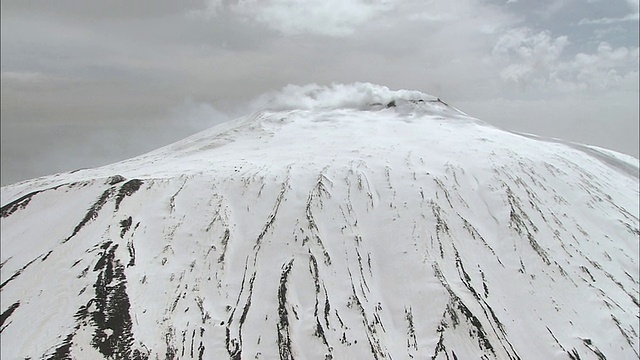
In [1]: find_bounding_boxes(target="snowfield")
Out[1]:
[1,83,638,359]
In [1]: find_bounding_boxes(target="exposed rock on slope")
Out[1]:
[1,84,639,359]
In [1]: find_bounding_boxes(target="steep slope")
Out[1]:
[1,83,639,359]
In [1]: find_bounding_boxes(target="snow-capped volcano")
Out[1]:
[1,83,638,359]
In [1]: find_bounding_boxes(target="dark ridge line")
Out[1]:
[517,177,548,224]
[453,273,502,350]
[323,283,331,329]
[308,253,331,355]
[458,214,504,267]
[47,332,75,360]
[180,329,187,358]
[429,200,449,258]
[0,255,41,290]
[579,266,596,282]
[546,326,567,352]
[218,229,230,264]
[277,259,296,360]
[0,301,20,329]
[581,338,607,360]
[89,242,138,358]
[127,240,136,268]
[373,305,386,333]
[504,185,538,234]
[610,201,640,225]
[0,257,11,270]
[309,253,321,314]
[430,324,448,360]
[114,179,144,211]
[238,272,257,333]
[433,178,454,209]
[432,263,498,358]
[479,269,489,298]
[404,306,418,352]
[226,257,251,360]
[195,297,211,324]
[584,255,640,309]
[1,180,93,218]
[41,250,53,262]
[334,309,345,330]
[503,184,552,266]
[120,216,133,238]
[165,327,178,360]
[456,298,495,356]
[198,327,206,360]
[567,348,582,360]
[169,292,183,313]
[452,248,520,359]
[352,167,376,209]
[302,200,331,265]
[46,240,148,360]
[190,328,196,358]
[611,315,639,357]
[228,257,250,318]
[254,176,288,252]
[347,268,387,359]
[576,245,640,309]
[620,220,640,236]
[168,178,188,213]
[1,189,42,217]
[305,178,332,265]
[64,187,115,244]
[355,247,371,295]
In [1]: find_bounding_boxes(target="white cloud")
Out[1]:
[566,42,639,90]
[1,71,49,83]
[492,28,639,92]
[492,28,569,86]
[578,12,639,25]
[195,0,397,36]
[579,0,639,24]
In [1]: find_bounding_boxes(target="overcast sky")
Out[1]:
[1,0,638,185]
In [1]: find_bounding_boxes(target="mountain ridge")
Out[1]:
[1,83,638,359]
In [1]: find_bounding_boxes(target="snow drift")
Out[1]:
[1,83,639,359]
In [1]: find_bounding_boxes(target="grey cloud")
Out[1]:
[579,13,640,25]
[0,0,201,21]
[195,0,398,36]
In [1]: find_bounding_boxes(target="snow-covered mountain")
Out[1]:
[1,83,638,359]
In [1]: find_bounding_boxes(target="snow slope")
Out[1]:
[1,83,639,359]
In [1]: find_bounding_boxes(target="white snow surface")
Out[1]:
[1,84,639,360]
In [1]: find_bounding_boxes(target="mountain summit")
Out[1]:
[1,83,639,359]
